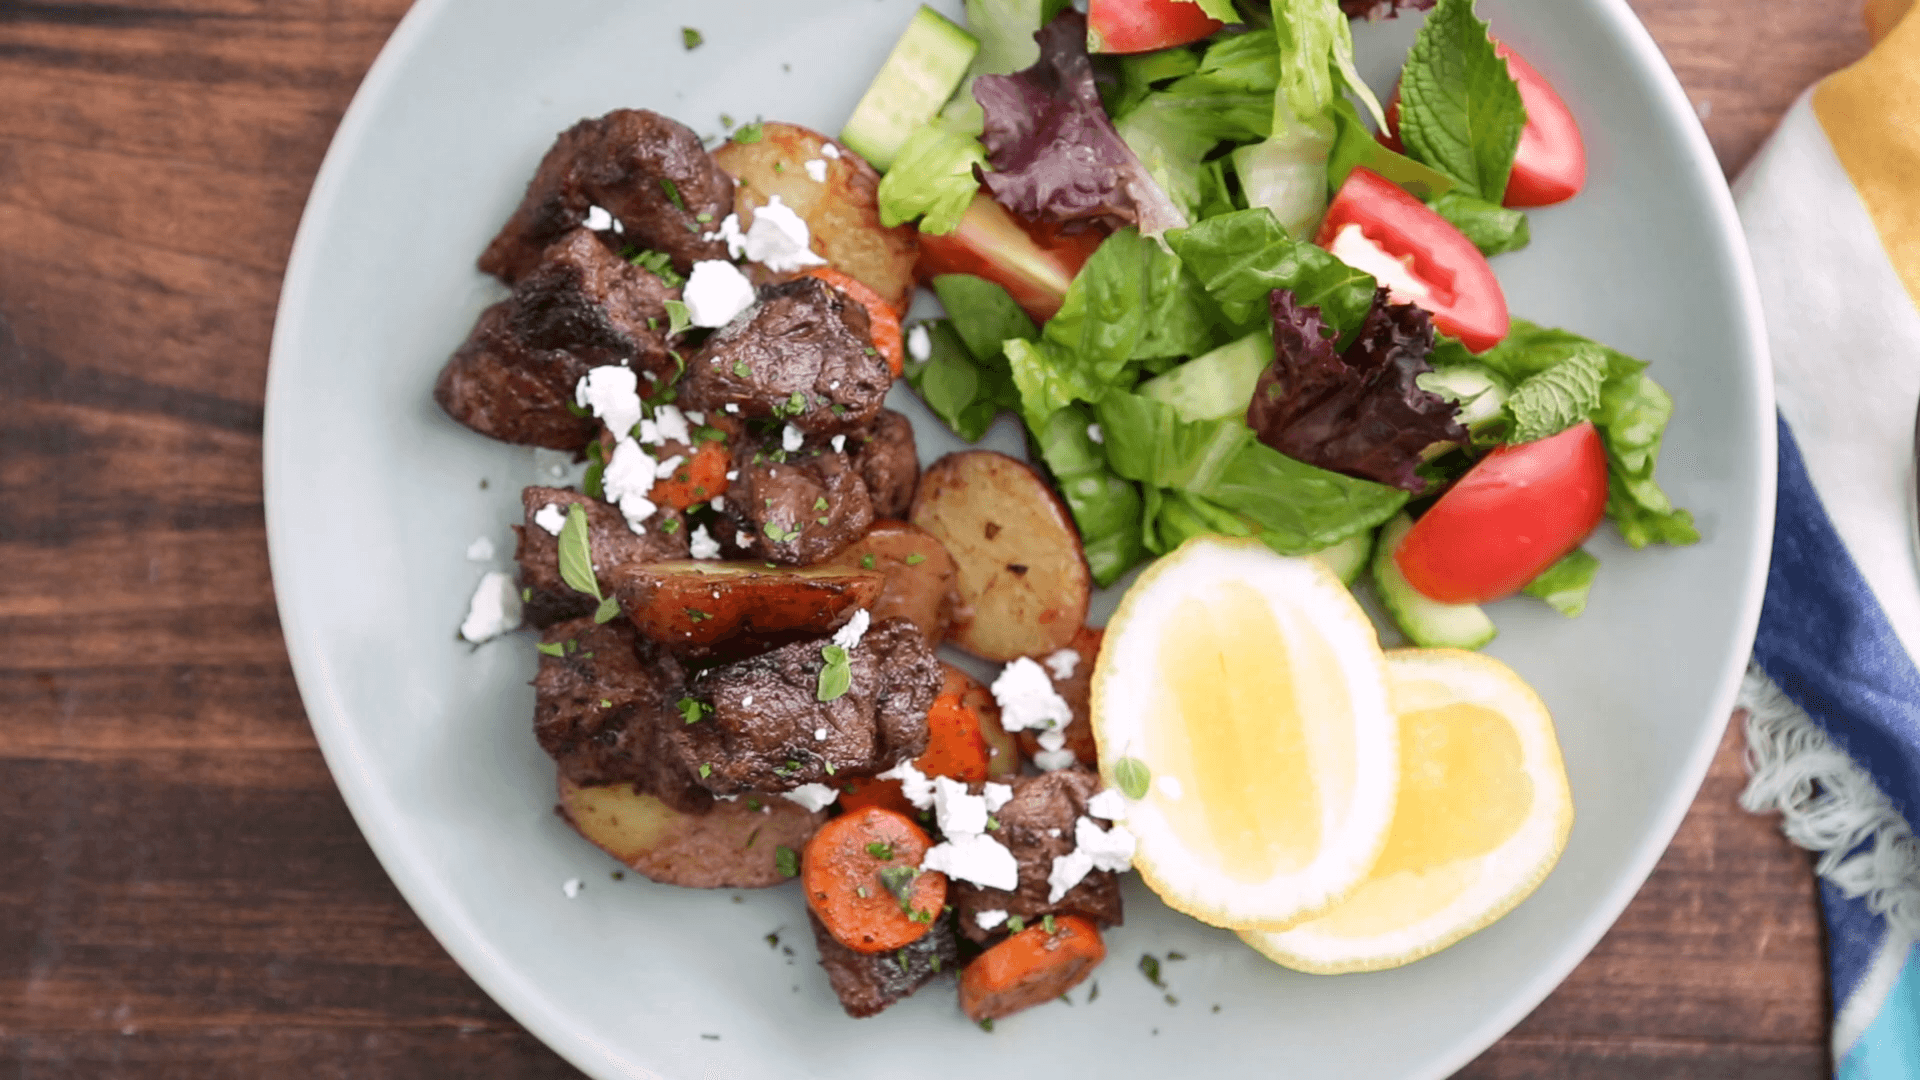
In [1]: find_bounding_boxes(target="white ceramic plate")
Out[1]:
[265,2,1774,1077]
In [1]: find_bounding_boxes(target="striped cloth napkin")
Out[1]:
[1734,0,1920,1074]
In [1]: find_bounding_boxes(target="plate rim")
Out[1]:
[262,1,1778,1076]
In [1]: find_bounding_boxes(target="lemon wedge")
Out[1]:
[1090,536,1399,931]
[1240,648,1574,973]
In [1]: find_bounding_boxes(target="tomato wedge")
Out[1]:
[1377,40,1586,208]
[1394,421,1609,604]
[1087,0,1223,54]
[1314,167,1510,353]
[916,191,1104,322]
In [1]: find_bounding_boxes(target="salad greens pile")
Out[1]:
[875,0,1696,616]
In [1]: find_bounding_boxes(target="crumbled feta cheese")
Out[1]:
[991,657,1073,734]
[709,495,726,511]
[652,404,692,446]
[724,403,741,414]
[781,783,840,813]
[803,158,829,183]
[741,195,826,272]
[689,524,721,560]
[684,260,757,328]
[653,454,685,480]
[974,909,1008,931]
[821,142,842,160]
[707,212,748,257]
[726,469,739,480]
[1034,748,1078,772]
[466,536,496,562]
[983,782,1014,813]
[583,205,614,231]
[603,438,660,531]
[576,366,644,440]
[1086,789,1128,822]
[814,726,829,741]
[1043,648,1080,681]
[1076,815,1136,872]
[831,434,846,454]
[1047,828,1062,838]
[736,529,754,549]
[685,411,705,425]
[922,832,1019,891]
[743,695,754,707]
[1086,423,1104,444]
[876,759,936,810]
[831,609,870,651]
[933,775,989,837]
[781,423,805,453]
[1047,849,1094,903]
[1157,775,1184,800]
[562,877,584,899]
[1037,728,1067,753]
[906,323,932,362]
[459,571,522,643]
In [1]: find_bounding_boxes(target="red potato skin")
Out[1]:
[610,562,883,653]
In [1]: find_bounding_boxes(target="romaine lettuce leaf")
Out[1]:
[973,11,1188,235]
[1246,288,1467,492]
[1166,207,1377,331]
[931,274,1039,362]
[1396,0,1527,201]
[1523,547,1599,616]
[1034,406,1146,586]
[1426,190,1530,256]
[1327,98,1455,199]
[905,319,1022,443]
[876,124,990,234]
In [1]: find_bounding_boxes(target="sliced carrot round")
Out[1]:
[806,266,904,377]
[647,439,730,510]
[801,806,946,954]
[959,915,1107,1022]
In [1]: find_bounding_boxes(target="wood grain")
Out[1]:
[0,1,1870,1076]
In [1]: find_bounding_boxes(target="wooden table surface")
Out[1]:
[0,2,1872,1076]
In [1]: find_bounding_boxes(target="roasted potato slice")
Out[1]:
[711,122,918,314]
[608,560,883,656]
[941,662,1021,781]
[823,521,959,645]
[1014,625,1102,769]
[559,777,824,889]
[910,451,1091,662]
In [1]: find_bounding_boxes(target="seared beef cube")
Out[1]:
[515,487,688,627]
[809,910,957,1018]
[479,109,733,283]
[719,434,874,566]
[668,618,940,795]
[952,769,1125,943]
[848,409,919,519]
[679,277,892,433]
[532,617,711,813]
[437,230,679,449]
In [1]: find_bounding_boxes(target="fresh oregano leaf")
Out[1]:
[816,644,852,702]
[535,641,565,657]
[665,299,692,336]
[556,504,602,601]
[592,595,621,624]
[1113,756,1152,800]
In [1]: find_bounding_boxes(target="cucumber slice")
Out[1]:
[1136,329,1273,422]
[1370,514,1496,650]
[841,7,980,171]
[1313,529,1373,588]
[1419,365,1509,434]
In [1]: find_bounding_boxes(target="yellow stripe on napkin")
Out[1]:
[1814,0,1920,307]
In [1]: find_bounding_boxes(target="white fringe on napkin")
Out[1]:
[1739,663,1920,940]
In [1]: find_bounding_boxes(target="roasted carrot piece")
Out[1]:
[806,266,904,377]
[802,806,947,954]
[917,691,992,783]
[959,915,1106,1022]
[837,776,914,817]
[647,439,731,510]
[939,662,1021,780]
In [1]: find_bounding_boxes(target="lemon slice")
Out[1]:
[1241,648,1575,973]
[1090,537,1399,931]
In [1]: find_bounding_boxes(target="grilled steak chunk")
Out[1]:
[809,910,958,1018]
[532,617,711,813]
[679,277,892,433]
[718,432,874,565]
[479,109,733,283]
[951,769,1125,942]
[848,409,919,519]
[437,230,678,449]
[515,487,689,627]
[668,618,940,795]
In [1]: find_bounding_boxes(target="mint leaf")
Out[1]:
[1426,191,1530,257]
[1524,548,1599,617]
[1505,346,1607,443]
[1397,0,1526,201]
[556,504,603,600]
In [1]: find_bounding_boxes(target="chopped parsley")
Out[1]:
[1139,953,1165,988]
[732,358,753,378]
[698,763,713,778]
[1006,915,1026,934]
[536,641,565,657]
[865,841,895,860]
[905,553,926,566]
[1042,914,1056,935]
[732,121,764,144]
[774,845,800,877]
[977,1018,994,1033]
[860,554,876,570]
[676,696,711,725]
[624,247,685,287]
[661,516,682,534]
[659,177,686,212]
[812,496,829,511]
[877,865,919,909]
[680,26,703,50]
